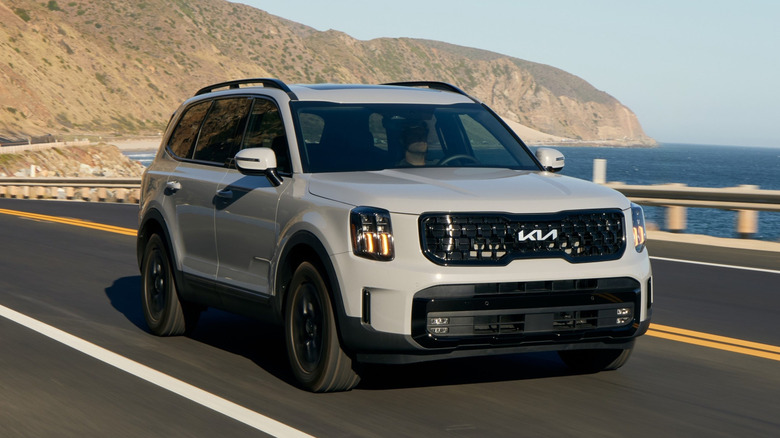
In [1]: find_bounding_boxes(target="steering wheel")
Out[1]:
[437,154,480,166]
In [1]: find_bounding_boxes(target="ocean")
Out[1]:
[550,143,780,242]
[124,143,780,242]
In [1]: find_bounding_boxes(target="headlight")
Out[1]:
[631,202,647,253]
[350,207,394,261]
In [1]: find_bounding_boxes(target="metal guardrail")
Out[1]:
[0,140,91,153]
[605,182,780,238]
[606,183,780,211]
[0,177,141,203]
[589,157,779,238]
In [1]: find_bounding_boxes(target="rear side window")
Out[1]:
[193,98,252,165]
[167,101,210,159]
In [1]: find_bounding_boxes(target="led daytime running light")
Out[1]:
[350,207,394,261]
[631,203,647,253]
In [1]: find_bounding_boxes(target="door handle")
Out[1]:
[165,180,181,193]
[216,188,233,199]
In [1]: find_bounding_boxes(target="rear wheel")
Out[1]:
[141,234,199,336]
[285,262,360,392]
[558,346,634,373]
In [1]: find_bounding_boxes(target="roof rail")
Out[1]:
[195,78,298,99]
[382,81,476,101]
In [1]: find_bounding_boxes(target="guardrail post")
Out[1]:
[592,159,607,184]
[736,210,758,239]
[115,188,127,203]
[129,189,141,204]
[667,206,687,233]
[735,185,759,239]
[64,187,75,200]
[97,187,107,202]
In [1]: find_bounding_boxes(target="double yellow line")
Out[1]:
[0,207,137,236]
[1,206,779,362]
[648,324,780,362]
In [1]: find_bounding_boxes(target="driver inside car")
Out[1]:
[397,121,429,167]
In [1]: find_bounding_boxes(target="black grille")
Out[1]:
[420,210,626,265]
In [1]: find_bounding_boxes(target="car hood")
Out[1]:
[306,168,630,214]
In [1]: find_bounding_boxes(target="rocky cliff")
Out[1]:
[0,0,655,146]
[0,144,145,178]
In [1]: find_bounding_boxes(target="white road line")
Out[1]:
[650,256,780,275]
[0,304,315,438]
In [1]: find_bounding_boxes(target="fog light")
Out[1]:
[617,317,631,324]
[429,317,449,325]
[430,327,449,334]
[617,308,631,316]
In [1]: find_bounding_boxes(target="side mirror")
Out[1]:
[535,147,565,172]
[234,148,283,186]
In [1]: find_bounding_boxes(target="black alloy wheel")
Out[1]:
[285,262,360,392]
[141,234,198,336]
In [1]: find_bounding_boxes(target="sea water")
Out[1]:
[549,143,780,242]
[124,143,780,241]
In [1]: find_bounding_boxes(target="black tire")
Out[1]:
[141,234,199,336]
[284,262,360,392]
[558,346,634,373]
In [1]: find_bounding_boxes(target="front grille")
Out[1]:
[420,210,626,265]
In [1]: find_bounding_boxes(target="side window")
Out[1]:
[167,101,210,159]
[242,99,290,173]
[193,98,252,165]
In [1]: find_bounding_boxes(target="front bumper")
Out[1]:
[339,275,651,364]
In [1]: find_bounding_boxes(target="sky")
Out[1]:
[239,0,780,148]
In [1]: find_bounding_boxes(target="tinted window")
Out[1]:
[242,99,290,173]
[167,101,210,159]
[459,114,517,164]
[292,102,539,173]
[193,98,252,165]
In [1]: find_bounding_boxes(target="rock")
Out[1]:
[0,144,145,178]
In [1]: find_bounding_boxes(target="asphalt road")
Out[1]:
[1,198,778,437]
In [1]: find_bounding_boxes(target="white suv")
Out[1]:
[137,79,652,392]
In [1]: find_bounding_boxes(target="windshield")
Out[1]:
[291,102,541,173]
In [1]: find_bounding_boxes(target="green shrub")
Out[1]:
[14,8,31,21]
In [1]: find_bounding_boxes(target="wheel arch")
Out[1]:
[275,231,348,337]
[137,208,175,271]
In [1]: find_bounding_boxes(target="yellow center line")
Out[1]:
[0,207,137,236]
[648,324,780,362]
[2,207,779,362]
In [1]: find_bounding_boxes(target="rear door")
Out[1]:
[166,97,251,294]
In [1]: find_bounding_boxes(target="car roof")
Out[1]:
[288,83,476,105]
[191,79,478,105]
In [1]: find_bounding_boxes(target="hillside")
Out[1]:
[0,0,655,145]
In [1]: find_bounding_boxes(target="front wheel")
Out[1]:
[284,262,360,392]
[558,346,634,373]
[141,234,199,336]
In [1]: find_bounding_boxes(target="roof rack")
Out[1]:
[382,81,477,101]
[194,78,298,99]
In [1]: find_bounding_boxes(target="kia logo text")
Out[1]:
[517,229,559,241]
